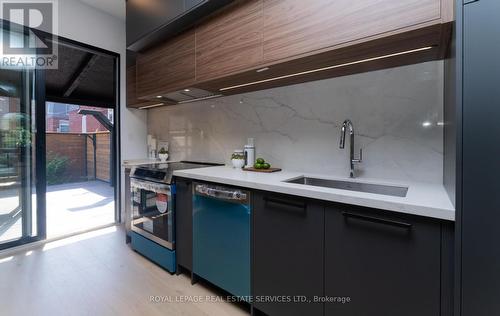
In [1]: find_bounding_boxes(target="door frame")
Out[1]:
[0,21,121,250]
[44,35,122,224]
[0,68,47,251]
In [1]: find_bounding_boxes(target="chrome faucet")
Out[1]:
[339,119,362,178]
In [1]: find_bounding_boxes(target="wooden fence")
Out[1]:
[86,132,111,182]
[46,131,111,183]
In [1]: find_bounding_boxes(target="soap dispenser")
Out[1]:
[244,138,255,168]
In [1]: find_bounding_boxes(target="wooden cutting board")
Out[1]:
[243,167,282,173]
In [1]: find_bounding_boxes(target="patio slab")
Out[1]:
[0,180,115,243]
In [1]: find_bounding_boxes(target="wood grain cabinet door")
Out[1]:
[195,0,264,82]
[127,65,156,108]
[126,66,140,107]
[136,29,196,99]
[262,0,443,63]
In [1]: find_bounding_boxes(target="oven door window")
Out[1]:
[131,183,174,248]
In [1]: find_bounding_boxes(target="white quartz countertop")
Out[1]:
[122,159,159,167]
[122,159,180,167]
[174,166,455,221]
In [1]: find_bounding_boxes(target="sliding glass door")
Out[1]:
[0,20,119,250]
[0,67,45,250]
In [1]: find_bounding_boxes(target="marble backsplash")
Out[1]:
[148,61,444,184]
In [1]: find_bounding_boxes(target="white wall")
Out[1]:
[57,0,148,220]
[149,61,444,184]
[57,0,124,53]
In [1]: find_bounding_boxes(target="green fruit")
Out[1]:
[256,158,265,164]
[262,163,271,169]
[254,163,263,169]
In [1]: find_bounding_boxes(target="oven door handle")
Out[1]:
[130,178,171,194]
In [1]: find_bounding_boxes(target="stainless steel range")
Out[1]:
[128,161,220,272]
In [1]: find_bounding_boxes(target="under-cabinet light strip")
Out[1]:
[138,94,223,109]
[220,46,434,91]
[177,94,223,104]
[138,103,164,109]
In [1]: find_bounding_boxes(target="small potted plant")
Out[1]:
[158,147,169,162]
[231,150,245,169]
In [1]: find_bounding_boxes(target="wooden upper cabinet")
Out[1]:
[136,29,196,99]
[126,66,139,106]
[131,0,453,106]
[262,0,445,63]
[195,0,264,82]
[127,65,156,108]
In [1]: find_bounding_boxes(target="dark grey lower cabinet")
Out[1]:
[253,192,324,316]
[325,206,442,316]
[175,178,193,272]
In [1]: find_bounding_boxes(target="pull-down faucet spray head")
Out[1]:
[339,120,353,149]
[340,123,347,149]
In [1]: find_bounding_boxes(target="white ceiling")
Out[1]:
[79,0,125,20]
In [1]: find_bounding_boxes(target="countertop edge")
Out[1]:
[173,168,455,222]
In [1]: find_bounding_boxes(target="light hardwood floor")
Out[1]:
[0,225,249,316]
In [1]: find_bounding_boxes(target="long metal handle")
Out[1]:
[342,212,412,229]
[264,196,306,211]
[130,178,171,194]
[195,184,247,201]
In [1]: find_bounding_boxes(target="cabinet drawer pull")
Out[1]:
[263,197,306,211]
[342,212,412,229]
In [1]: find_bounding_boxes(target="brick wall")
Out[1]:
[68,108,109,133]
[46,117,62,132]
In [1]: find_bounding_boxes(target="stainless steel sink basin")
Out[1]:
[284,177,408,197]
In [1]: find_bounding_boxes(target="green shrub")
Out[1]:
[2,128,32,148]
[46,153,69,185]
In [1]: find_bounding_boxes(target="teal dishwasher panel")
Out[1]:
[193,187,250,298]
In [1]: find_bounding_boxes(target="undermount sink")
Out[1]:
[284,176,408,197]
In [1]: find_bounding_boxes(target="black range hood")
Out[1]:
[127,0,234,52]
